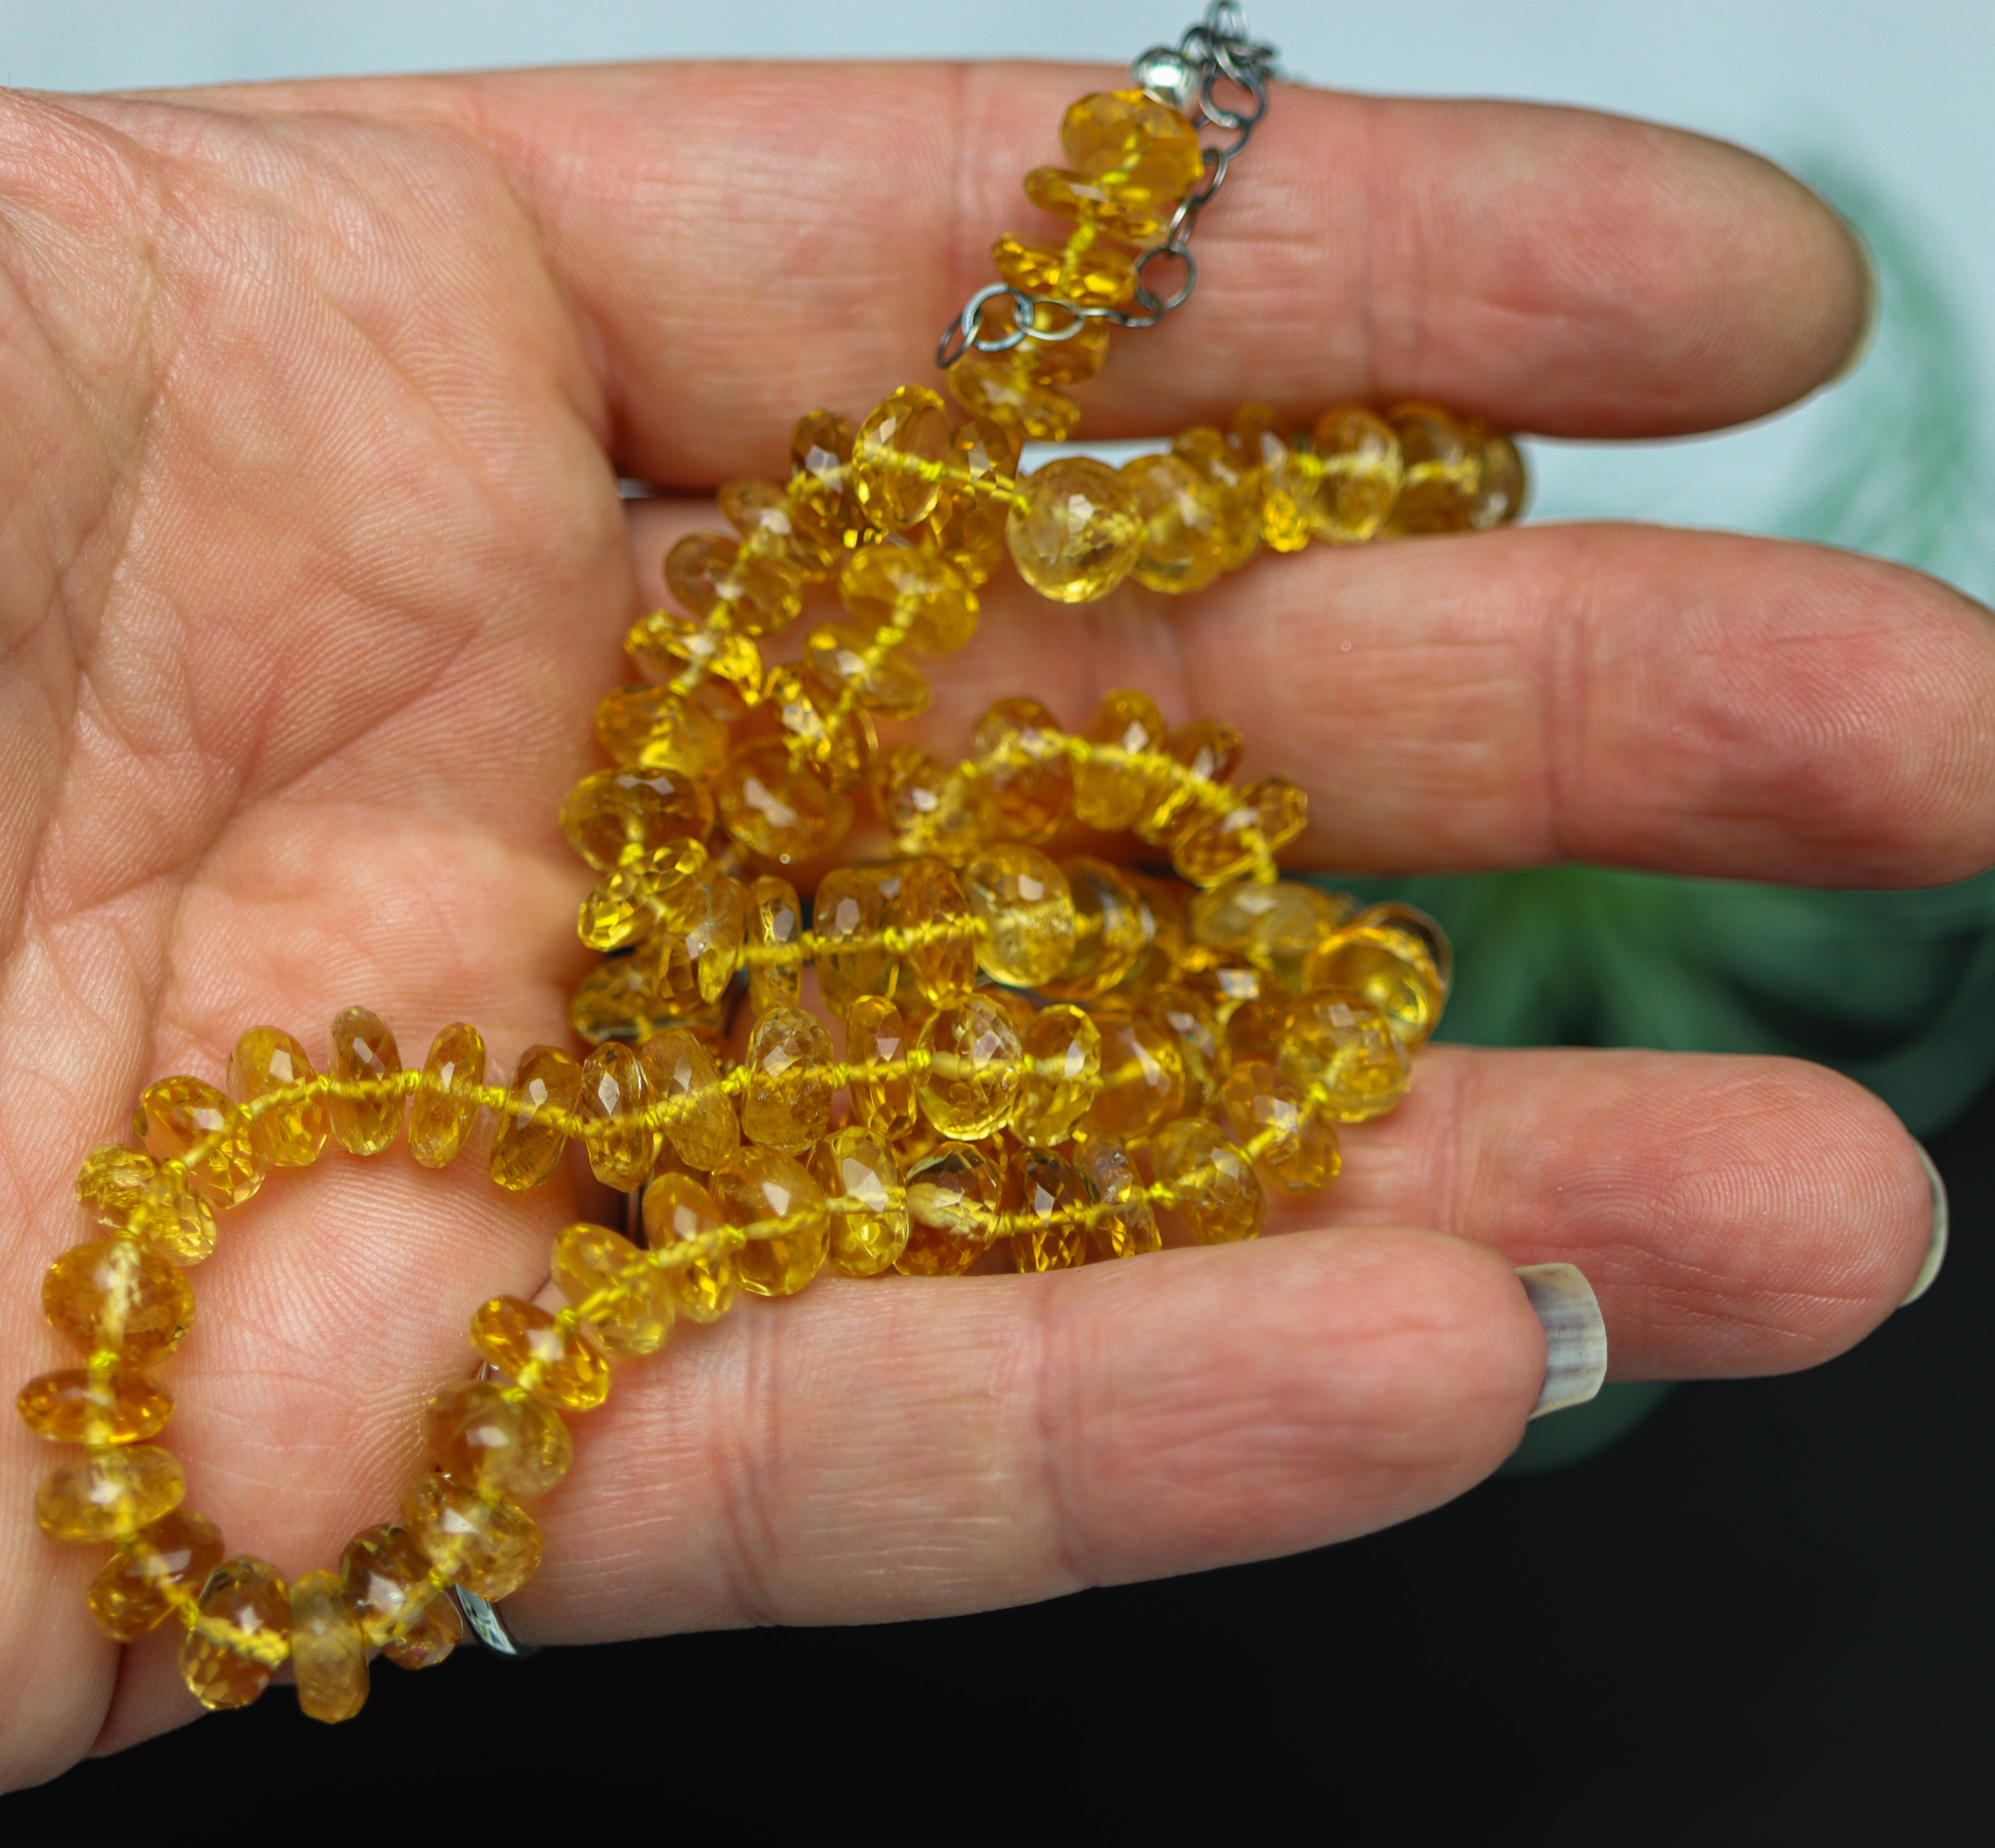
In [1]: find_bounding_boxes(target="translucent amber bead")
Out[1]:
[717,738,852,866]
[945,350,1082,443]
[402,1473,543,1602]
[892,858,977,1006]
[1303,924,1446,1049]
[74,1143,160,1229]
[328,1005,403,1156]
[813,866,898,1016]
[1121,869,1191,994]
[575,1043,652,1190]
[1122,451,1226,594]
[1152,1119,1265,1244]
[638,1026,738,1170]
[1137,717,1243,845]
[626,607,764,702]
[851,384,952,531]
[968,697,1070,843]
[840,543,979,654]
[289,1569,369,1724]
[767,663,875,796]
[1354,901,1455,993]
[1007,456,1143,603]
[570,943,700,1048]
[810,1129,909,1277]
[552,1222,675,1359]
[803,622,932,719]
[642,1172,740,1322]
[181,1556,289,1710]
[1173,427,1263,572]
[1222,1062,1342,1193]
[993,233,1136,308]
[665,530,805,635]
[44,1237,194,1366]
[714,1147,830,1297]
[427,1377,575,1497]
[872,745,996,865]
[1081,1010,1185,1141]
[489,1045,583,1192]
[1467,421,1528,529]
[1042,856,1147,1000]
[916,995,1024,1140]
[663,871,746,1005]
[1279,989,1413,1122]
[577,838,709,954]
[132,1075,262,1210]
[1072,688,1168,832]
[1052,88,1205,236]
[1142,983,1224,1114]
[340,1522,458,1663]
[1225,994,1291,1068]
[594,684,729,778]
[1170,777,1310,887]
[1078,1137,1161,1260]
[227,1027,327,1168]
[721,478,831,578]
[75,1145,215,1263]
[469,1296,610,1411]
[740,1006,836,1151]
[1387,402,1480,533]
[846,994,918,1140]
[17,1366,171,1444]
[1013,1148,1090,1272]
[964,843,1077,986]
[898,1142,1004,1276]
[561,767,715,874]
[925,420,1020,587]
[36,1444,185,1542]
[88,1508,223,1639]
[1310,407,1404,544]
[1013,1004,1102,1146]
[746,874,805,1015]
[1191,880,1351,994]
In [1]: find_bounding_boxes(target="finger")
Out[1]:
[624,503,1995,889]
[163,63,1867,475]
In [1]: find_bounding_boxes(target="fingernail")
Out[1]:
[1900,1141,1949,1307]
[1829,215,1879,383]
[1515,1262,1608,1420]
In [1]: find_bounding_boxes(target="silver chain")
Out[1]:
[935,2,1279,370]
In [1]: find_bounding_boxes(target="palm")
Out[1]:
[2,62,1983,1783]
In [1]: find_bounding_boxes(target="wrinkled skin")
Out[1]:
[2,62,1987,1787]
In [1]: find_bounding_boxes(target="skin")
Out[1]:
[0,59,1983,1786]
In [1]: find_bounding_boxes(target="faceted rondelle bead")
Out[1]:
[1013,1148,1090,1272]
[716,737,853,866]
[916,994,1025,1140]
[713,1147,831,1297]
[898,1142,1004,1276]
[1191,880,1352,994]
[551,1222,675,1358]
[489,1045,584,1192]
[1150,1119,1267,1245]
[402,1473,543,1603]
[665,530,805,635]
[339,1522,461,1667]
[802,622,933,719]
[1073,688,1169,831]
[1143,983,1225,1114]
[1054,88,1205,233]
[1078,1136,1162,1260]
[577,1042,654,1190]
[469,1297,610,1411]
[289,1569,370,1724]
[851,385,953,531]
[946,348,1082,443]
[1138,716,1243,844]
[894,858,979,1006]
[1007,456,1143,603]
[993,232,1136,310]
[1170,777,1310,887]
[43,1236,196,1366]
[963,843,1077,987]
[1310,406,1404,545]
[410,1022,487,1168]
[226,1026,328,1167]
[972,695,1073,843]
[1081,1010,1186,1141]
[871,743,995,865]
[35,1443,185,1542]
[1173,426,1263,573]
[813,866,898,1016]
[1302,924,1447,1049]
[1279,989,1413,1122]
[328,1005,404,1156]
[746,875,806,1015]
[924,421,1018,588]
[810,1128,910,1276]
[1043,857,1147,1000]
[132,1075,263,1210]
[561,766,716,872]
[1122,451,1226,594]
[180,1556,291,1710]
[16,1366,172,1444]
[427,1377,575,1498]
[88,1508,224,1639]
[74,1143,163,1229]
[642,1172,740,1322]
[1221,1062,1343,1193]
[1013,1004,1103,1146]
[740,1006,836,1152]
[593,683,729,777]
[665,871,748,1004]
[1387,402,1481,533]
[637,1027,739,1170]
[845,995,918,1140]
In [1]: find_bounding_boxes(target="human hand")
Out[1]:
[2,59,1983,1786]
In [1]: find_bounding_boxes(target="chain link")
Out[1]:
[935,2,1279,370]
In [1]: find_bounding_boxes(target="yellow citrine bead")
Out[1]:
[43,1237,195,1366]
[924,420,1020,589]
[36,1443,185,1542]
[1007,456,1143,602]
[1136,716,1243,845]
[638,1026,739,1170]
[1385,402,1480,532]
[993,232,1136,308]
[1222,1061,1342,1193]
[812,866,898,1017]
[594,683,730,777]
[642,1172,740,1322]
[1053,88,1205,238]
[810,1129,910,1277]
[489,1044,583,1192]
[964,843,1077,987]
[340,1522,460,1666]
[1467,420,1528,528]
[1172,426,1263,572]
[1142,982,1224,1114]
[1170,777,1310,887]
[916,994,1025,1140]
[850,384,952,531]
[845,994,918,1140]
[16,1366,171,1444]
[410,1021,487,1168]
[1303,924,1447,1049]
[1081,1009,1186,1141]
[328,1005,404,1156]
[787,409,857,550]
[840,541,980,655]
[978,295,1113,386]
[665,530,806,635]
[1152,1119,1266,1244]
[1353,901,1455,993]
[1013,1148,1090,1272]
[180,1556,289,1710]
[945,349,1083,442]
[576,1042,654,1190]
[132,1075,263,1210]
[289,1568,369,1724]
[766,662,874,795]
[1120,868,1192,995]
[716,737,852,866]
[1072,688,1169,832]
[803,621,932,719]
[1260,444,1324,553]
[74,1143,161,1228]
[897,1141,1004,1276]
[746,873,805,1016]
[379,1594,463,1670]
[1310,406,1404,544]
[469,1296,610,1411]
[1279,989,1413,1122]
[561,767,715,874]
[1078,1136,1161,1260]
[721,478,828,578]
[871,744,995,865]
[401,1473,543,1602]
[1123,451,1226,593]
[226,1026,328,1167]
[626,607,764,701]
[1014,1004,1102,1146]
[70,1148,216,1264]
[740,1005,836,1152]
[551,1222,675,1359]
[1041,856,1147,1000]
[427,1376,575,1497]
[894,858,978,1007]
[1226,994,1291,1068]
[88,1508,223,1640]
[664,870,747,1004]
[971,695,1074,843]
[1191,880,1353,994]
[713,1146,830,1297]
